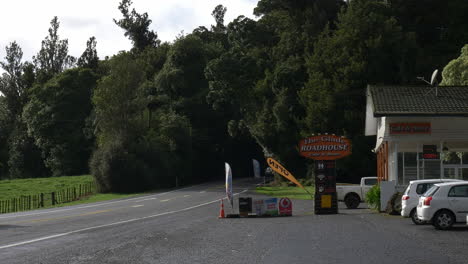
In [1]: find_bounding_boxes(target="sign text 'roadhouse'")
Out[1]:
[299,135,351,160]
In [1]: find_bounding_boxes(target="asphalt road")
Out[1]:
[1,179,468,264]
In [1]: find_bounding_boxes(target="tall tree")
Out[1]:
[23,68,98,176]
[33,16,75,82]
[0,42,27,120]
[211,5,227,33]
[0,42,47,179]
[77,36,99,69]
[114,0,160,51]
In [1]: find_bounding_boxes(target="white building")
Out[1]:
[365,85,468,190]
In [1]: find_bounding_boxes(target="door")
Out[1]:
[447,185,468,221]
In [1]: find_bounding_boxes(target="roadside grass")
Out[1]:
[0,175,95,199]
[0,175,144,211]
[52,193,142,208]
[255,186,315,200]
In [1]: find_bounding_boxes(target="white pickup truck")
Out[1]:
[336,177,378,209]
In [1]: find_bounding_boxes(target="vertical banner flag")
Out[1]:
[252,159,261,179]
[225,162,233,208]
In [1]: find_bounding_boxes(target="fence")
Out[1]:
[0,182,97,214]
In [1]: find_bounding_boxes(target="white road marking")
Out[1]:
[134,197,157,202]
[183,195,191,198]
[131,205,144,208]
[0,183,209,220]
[0,189,248,250]
[199,191,206,193]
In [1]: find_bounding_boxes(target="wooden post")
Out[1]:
[52,192,56,206]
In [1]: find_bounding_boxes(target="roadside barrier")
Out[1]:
[0,182,97,214]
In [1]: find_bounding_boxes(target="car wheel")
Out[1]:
[410,209,425,225]
[344,194,360,209]
[432,210,455,230]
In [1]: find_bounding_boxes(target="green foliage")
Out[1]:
[33,16,75,82]
[114,0,160,51]
[7,123,48,179]
[441,44,468,86]
[77,37,99,69]
[23,68,97,176]
[365,184,380,210]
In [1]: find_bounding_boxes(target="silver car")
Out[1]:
[401,179,461,225]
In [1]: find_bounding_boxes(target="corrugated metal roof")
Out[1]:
[369,85,468,116]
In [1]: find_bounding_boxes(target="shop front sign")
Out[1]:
[389,123,431,134]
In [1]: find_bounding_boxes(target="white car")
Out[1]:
[417,182,468,230]
[401,179,461,225]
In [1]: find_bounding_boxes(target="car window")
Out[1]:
[364,178,377,186]
[448,185,468,197]
[423,186,439,197]
[416,183,435,195]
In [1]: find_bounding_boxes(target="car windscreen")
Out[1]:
[423,186,439,197]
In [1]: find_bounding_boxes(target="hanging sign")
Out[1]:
[299,135,351,160]
[423,145,439,159]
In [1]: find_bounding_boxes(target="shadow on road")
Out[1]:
[0,225,26,230]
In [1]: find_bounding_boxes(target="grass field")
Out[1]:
[255,186,315,200]
[0,175,95,200]
[0,175,142,212]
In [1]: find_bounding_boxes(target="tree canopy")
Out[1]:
[0,0,466,189]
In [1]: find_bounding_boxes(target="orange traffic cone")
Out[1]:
[218,199,225,218]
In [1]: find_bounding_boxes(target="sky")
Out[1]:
[0,0,258,65]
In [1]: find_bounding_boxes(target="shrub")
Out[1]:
[365,184,380,210]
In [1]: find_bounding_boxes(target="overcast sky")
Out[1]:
[0,0,258,65]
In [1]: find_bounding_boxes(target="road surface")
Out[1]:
[1,179,467,264]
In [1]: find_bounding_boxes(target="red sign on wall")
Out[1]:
[389,123,431,134]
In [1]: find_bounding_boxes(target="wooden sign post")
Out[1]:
[299,135,351,214]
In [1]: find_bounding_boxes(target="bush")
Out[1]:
[90,139,153,193]
[365,184,380,210]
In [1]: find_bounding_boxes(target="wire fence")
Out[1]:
[0,182,97,214]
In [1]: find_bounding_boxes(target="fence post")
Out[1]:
[52,192,56,206]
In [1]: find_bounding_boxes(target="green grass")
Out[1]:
[255,186,315,200]
[0,175,145,212]
[0,175,95,199]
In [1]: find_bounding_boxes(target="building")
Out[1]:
[365,85,468,189]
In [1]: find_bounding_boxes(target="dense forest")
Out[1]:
[0,0,467,192]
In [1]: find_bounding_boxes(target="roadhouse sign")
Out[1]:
[299,135,351,160]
